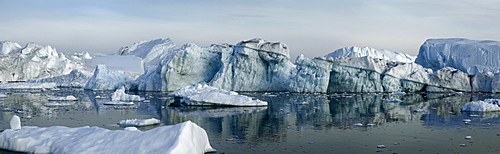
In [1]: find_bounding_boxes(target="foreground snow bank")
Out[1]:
[461,99,500,112]
[169,84,268,106]
[118,118,161,127]
[0,121,215,154]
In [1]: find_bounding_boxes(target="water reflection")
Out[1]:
[3,89,500,153]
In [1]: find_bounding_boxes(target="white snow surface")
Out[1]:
[169,84,268,106]
[112,86,142,101]
[118,118,161,127]
[48,95,78,101]
[416,38,500,75]
[0,121,215,154]
[325,46,416,63]
[461,99,500,112]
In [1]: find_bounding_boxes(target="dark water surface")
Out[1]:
[2,88,500,153]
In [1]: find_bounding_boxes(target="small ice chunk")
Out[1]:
[118,118,161,127]
[124,127,140,131]
[464,136,472,139]
[385,99,403,102]
[103,101,134,105]
[353,123,363,126]
[463,119,472,122]
[48,95,78,101]
[10,115,21,130]
[377,145,386,148]
[0,93,7,98]
[413,109,425,112]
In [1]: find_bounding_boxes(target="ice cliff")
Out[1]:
[416,38,500,75]
[3,37,500,93]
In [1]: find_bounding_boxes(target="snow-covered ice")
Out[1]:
[169,84,268,106]
[0,120,215,154]
[0,93,7,98]
[48,95,78,101]
[118,118,161,127]
[112,86,142,101]
[461,99,500,112]
[325,46,416,63]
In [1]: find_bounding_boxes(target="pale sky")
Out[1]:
[1,0,500,59]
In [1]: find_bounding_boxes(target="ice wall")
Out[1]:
[84,65,135,90]
[416,38,500,75]
[210,38,294,91]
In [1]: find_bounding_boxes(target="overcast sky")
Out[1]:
[1,0,499,59]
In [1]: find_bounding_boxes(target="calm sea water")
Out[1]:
[1,88,500,153]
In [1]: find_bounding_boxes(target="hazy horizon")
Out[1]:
[2,0,499,59]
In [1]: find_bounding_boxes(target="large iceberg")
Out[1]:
[84,65,135,90]
[0,42,85,82]
[0,121,215,154]
[415,38,500,75]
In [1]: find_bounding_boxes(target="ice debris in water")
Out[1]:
[48,95,78,101]
[461,99,500,112]
[464,136,472,139]
[118,118,161,127]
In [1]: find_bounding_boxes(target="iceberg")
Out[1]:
[426,67,471,92]
[415,38,500,75]
[0,121,215,154]
[111,86,142,101]
[461,99,500,112]
[28,69,92,88]
[0,42,84,82]
[169,84,268,106]
[84,65,135,90]
[325,46,416,63]
[117,118,161,127]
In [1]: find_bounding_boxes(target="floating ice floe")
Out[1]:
[460,99,500,112]
[44,102,73,107]
[118,118,161,127]
[385,99,403,102]
[112,86,142,101]
[169,84,268,106]
[48,95,78,101]
[0,120,215,154]
[0,93,7,98]
[103,101,134,105]
[0,82,57,90]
